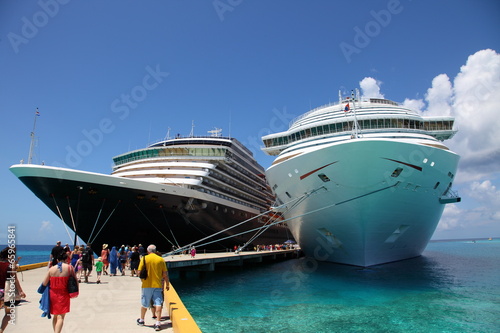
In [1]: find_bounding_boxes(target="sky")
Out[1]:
[0,0,499,245]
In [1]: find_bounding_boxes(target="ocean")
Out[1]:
[172,240,500,333]
[11,241,500,332]
[14,244,53,266]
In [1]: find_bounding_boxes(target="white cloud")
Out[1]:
[467,180,500,204]
[425,74,453,116]
[450,49,500,182]
[401,98,425,113]
[360,77,384,98]
[39,220,53,233]
[436,204,462,231]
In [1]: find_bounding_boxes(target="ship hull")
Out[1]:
[266,139,460,266]
[11,164,290,252]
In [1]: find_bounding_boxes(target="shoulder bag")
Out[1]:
[139,256,148,279]
[67,265,79,298]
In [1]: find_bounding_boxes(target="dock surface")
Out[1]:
[166,248,299,272]
[10,266,173,333]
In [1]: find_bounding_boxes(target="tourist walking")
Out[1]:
[109,246,119,276]
[119,246,127,275]
[129,247,140,277]
[49,241,64,267]
[81,244,94,283]
[101,244,110,275]
[94,257,103,284]
[0,247,26,333]
[41,251,78,333]
[136,244,169,331]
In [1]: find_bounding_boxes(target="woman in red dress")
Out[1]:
[42,252,78,333]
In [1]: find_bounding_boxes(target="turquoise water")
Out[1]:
[12,244,53,265]
[173,240,500,333]
[9,241,500,332]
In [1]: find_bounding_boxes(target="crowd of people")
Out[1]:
[254,243,296,251]
[1,240,296,332]
[0,241,169,333]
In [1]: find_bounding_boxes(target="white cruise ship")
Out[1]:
[10,131,290,252]
[262,93,460,266]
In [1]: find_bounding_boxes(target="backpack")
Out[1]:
[82,249,91,262]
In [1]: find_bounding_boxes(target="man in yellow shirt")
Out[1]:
[137,244,169,331]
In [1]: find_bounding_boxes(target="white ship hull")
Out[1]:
[266,138,460,266]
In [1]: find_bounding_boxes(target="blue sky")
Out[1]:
[1,0,499,245]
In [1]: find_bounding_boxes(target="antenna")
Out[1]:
[189,120,195,137]
[351,90,360,138]
[28,108,40,164]
[207,128,222,137]
[163,127,171,146]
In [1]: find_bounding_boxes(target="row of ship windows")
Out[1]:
[209,170,266,203]
[264,119,454,148]
[198,187,261,211]
[219,163,265,192]
[113,147,229,166]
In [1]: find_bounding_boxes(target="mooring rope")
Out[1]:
[51,194,76,244]
[134,203,176,247]
[165,187,323,255]
[167,182,400,255]
[89,200,121,244]
[87,198,106,243]
[160,208,180,249]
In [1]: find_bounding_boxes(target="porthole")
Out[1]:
[391,167,403,178]
[318,173,330,182]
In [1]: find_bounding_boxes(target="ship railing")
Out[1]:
[289,101,339,127]
[148,135,232,146]
[439,188,461,204]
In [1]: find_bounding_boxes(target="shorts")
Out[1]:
[141,288,163,308]
[82,262,93,271]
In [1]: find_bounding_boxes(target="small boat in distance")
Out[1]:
[11,128,291,252]
[262,91,461,266]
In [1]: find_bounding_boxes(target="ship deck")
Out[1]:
[166,248,301,273]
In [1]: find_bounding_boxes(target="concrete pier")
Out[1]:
[165,249,300,273]
[10,266,175,333]
[9,249,299,332]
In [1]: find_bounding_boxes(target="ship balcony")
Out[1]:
[439,188,461,204]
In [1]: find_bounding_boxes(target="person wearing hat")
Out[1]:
[94,257,103,284]
[100,244,110,275]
